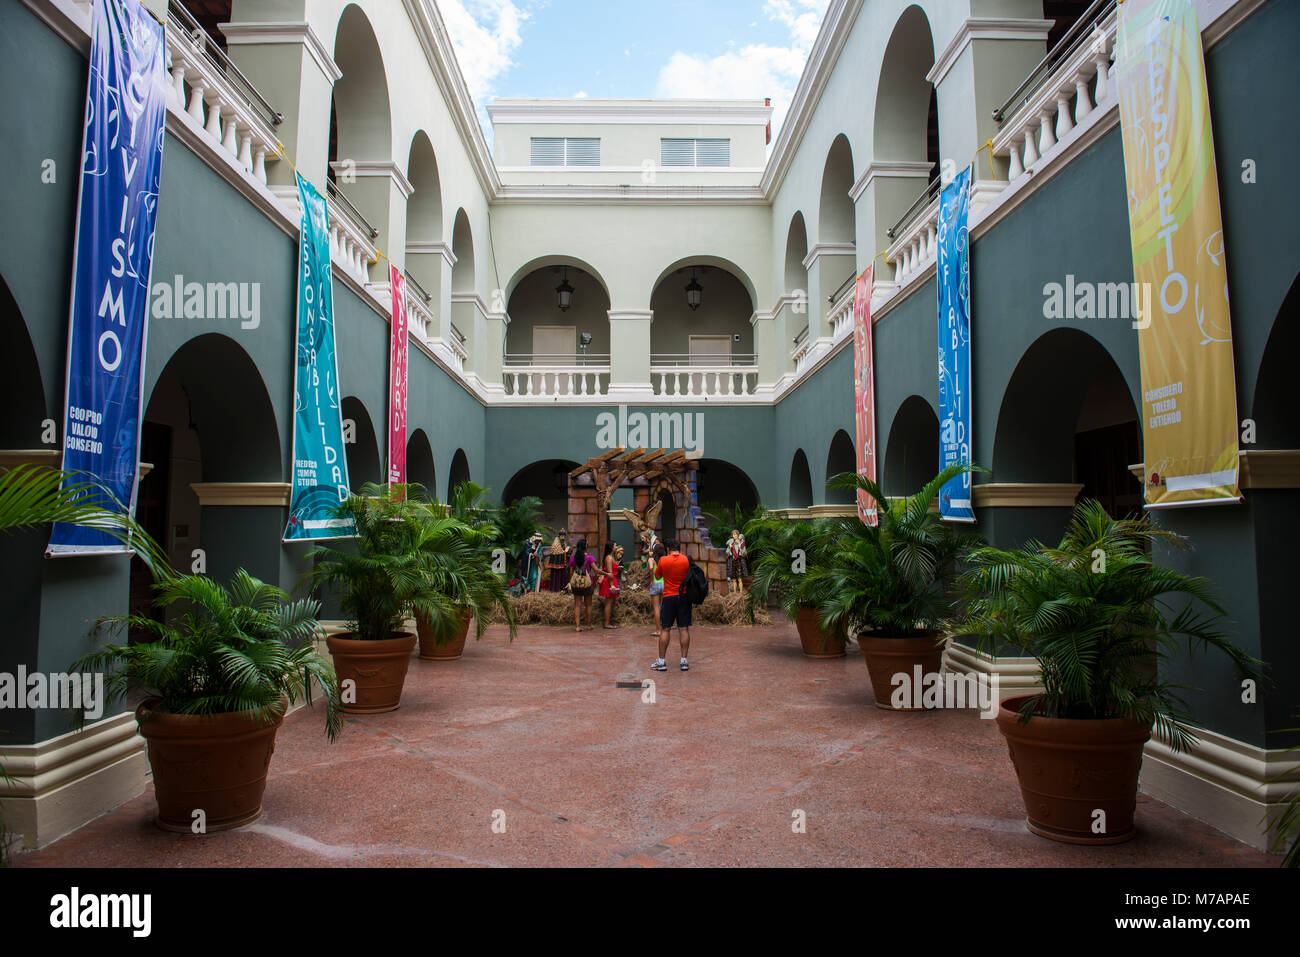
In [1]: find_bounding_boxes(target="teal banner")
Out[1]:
[284,173,353,541]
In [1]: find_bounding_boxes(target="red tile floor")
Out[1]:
[16,622,1280,867]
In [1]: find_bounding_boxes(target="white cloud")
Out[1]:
[654,0,829,140]
[439,0,528,105]
[573,90,588,98]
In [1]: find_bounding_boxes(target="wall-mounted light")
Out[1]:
[685,268,703,311]
[556,267,574,311]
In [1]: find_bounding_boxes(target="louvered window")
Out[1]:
[660,138,730,167]
[531,137,600,166]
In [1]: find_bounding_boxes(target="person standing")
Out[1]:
[547,529,569,592]
[523,532,543,592]
[599,540,621,629]
[569,538,601,632]
[647,541,666,638]
[651,539,691,672]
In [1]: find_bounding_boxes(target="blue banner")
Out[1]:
[936,166,975,523]
[48,0,167,557]
[284,172,354,541]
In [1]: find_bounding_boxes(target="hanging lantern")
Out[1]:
[556,267,574,311]
[685,268,703,311]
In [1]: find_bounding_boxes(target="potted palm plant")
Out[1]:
[412,507,517,660]
[1,464,173,854]
[818,464,977,711]
[958,499,1259,845]
[74,570,341,832]
[309,484,450,712]
[746,517,847,657]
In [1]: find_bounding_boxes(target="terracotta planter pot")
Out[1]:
[326,632,416,714]
[416,610,473,661]
[858,633,945,711]
[135,698,284,833]
[996,695,1152,845]
[794,608,846,658]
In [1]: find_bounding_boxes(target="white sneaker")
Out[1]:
[680,658,689,671]
[651,659,667,672]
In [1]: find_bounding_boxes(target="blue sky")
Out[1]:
[439,0,829,137]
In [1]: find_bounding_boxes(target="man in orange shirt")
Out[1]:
[652,540,691,672]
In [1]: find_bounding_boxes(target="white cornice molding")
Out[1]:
[400,0,501,197]
[802,242,857,270]
[487,99,772,126]
[219,21,342,84]
[850,160,934,202]
[608,310,654,322]
[761,0,861,199]
[406,240,457,266]
[494,184,767,205]
[451,291,505,321]
[926,18,1054,87]
[331,160,415,199]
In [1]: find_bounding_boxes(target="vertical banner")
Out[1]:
[852,265,878,526]
[387,265,409,498]
[1115,0,1241,507]
[285,172,354,541]
[936,166,975,523]
[48,0,168,557]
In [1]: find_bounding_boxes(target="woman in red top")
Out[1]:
[599,541,621,629]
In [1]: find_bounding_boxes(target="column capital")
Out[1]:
[850,160,934,202]
[607,309,654,322]
[220,21,343,84]
[331,160,415,200]
[927,18,1054,87]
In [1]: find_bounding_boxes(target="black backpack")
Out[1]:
[683,558,709,605]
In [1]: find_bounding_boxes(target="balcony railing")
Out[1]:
[650,354,758,397]
[325,181,378,285]
[163,1,282,186]
[503,355,610,397]
[992,1,1118,184]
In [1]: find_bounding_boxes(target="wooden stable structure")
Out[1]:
[567,447,728,583]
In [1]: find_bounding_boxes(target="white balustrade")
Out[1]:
[650,366,758,397]
[791,336,813,374]
[992,9,1118,185]
[886,195,941,287]
[164,17,280,188]
[504,366,609,397]
[828,284,855,343]
[406,293,437,343]
[325,197,377,285]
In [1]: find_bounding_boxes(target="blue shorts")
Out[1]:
[649,580,664,596]
[659,594,692,628]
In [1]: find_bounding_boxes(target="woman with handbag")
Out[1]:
[568,538,601,632]
[599,541,622,629]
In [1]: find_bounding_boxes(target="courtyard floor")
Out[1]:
[16,621,1278,868]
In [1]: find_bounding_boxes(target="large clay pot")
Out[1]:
[794,608,846,658]
[417,610,473,661]
[858,633,945,711]
[326,632,416,714]
[996,695,1151,845]
[136,698,284,833]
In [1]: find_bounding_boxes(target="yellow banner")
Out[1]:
[1115,0,1240,507]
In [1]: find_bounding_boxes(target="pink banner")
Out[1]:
[852,266,878,525]
[387,265,409,497]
